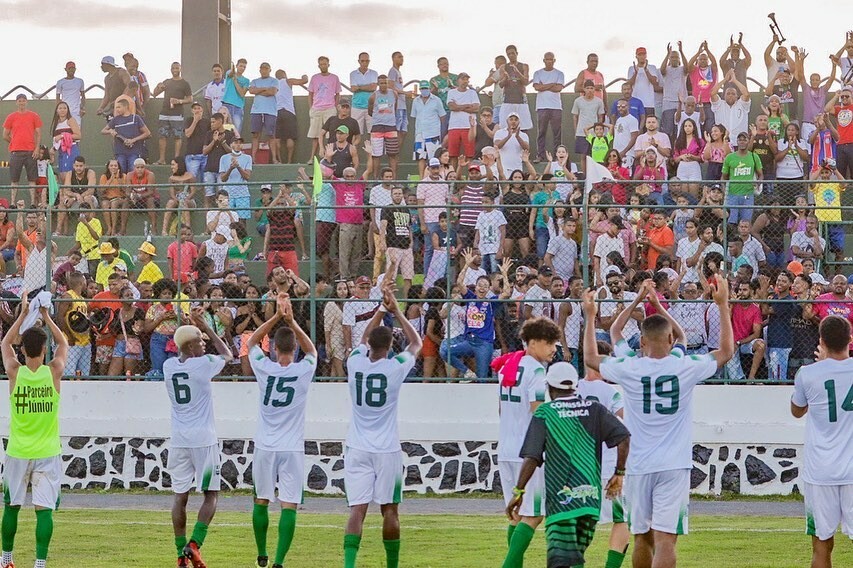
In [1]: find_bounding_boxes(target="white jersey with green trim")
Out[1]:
[599,347,716,475]
[164,354,227,448]
[577,379,624,473]
[249,346,317,452]
[792,358,853,485]
[345,345,416,453]
[497,355,547,463]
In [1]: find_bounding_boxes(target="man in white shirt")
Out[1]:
[342,276,381,356]
[584,277,733,568]
[593,216,627,286]
[342,282,422,568]
[736,219,766,275]
[627,47,662,116]
[247,292,317,568]
[446,72,480,167]
[494,112,530,178]
[56,61,85,122]
[164,312,234,567]
[203,63,226,116]
[523,267,554,320]
[710,70,751,145]
[273,68,308,164]
[791,315,853,568]
[416,159,450,273]
[791,215,826,264]
[634,116,672,165]
[613,100,639,168]
[532,52,565,162]
[669,282,710,354]
[368,168,394,277]
[349,53,379,140]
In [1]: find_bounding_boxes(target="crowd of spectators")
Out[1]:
[2,34,853,381]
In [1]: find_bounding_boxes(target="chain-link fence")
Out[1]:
[0,172,848,384]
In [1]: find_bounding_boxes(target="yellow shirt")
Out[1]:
[75,219,103,261]
[66,290,91,346]
[136,261,164,285]
[812,183,844,223]
[95,257,127,289]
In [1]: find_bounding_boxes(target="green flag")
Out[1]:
[46,164,60,206]
[313,156,323,198]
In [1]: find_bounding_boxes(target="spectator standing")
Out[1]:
[749,115,778,188]
[788,274,819,379]
[633,116,671,172]
[811,164,846,264]
[101,98,150,174]
[613,101,639,169]
[379,187,415,297]
[640,210,675,271]
[473,193,506,274]
[670,281,709,354]
[609,83,645,126]
[721,132,762,225]
[720,35,752,95]
[672,118,705,190]
[494,113,530,178]
[411,81,446,177]
[775,123,810,205]
[457,162,489,250]
[4,94,42,205]
[660,43,688,141]
[136,242,164,285]
[167,225,199,284]
[206,190,239,237]
[368,169,394,278]
[571,80,605,161]
[127,158,158,235]
[446,73,480,167]
[765,66,800,123]
[58,271,92,376]
[95,55,130,119]
[198,230,230,285]
[273,68,308,164]
[498,45,532,131]
[307,56,342,159]
[335,165,369,279]
[532,52,565,162]
[484,55,507,124]
[152,62,192,164]
[204,63,226,115]
[341,275,380,357]
[325,125,358,178]
[222,58,250,139]
[248,62,279,160]
[574,53,606,105]
[49,100,81,180]
[123,54,150,114]
[686,42,719,134]
[218,146,253,219]
[201,112,235,208]
[626,47,661,117]
[349,53,379,141]
[321,101,360,148]
[523,266,555,320]
[417,159,450,274]
[824,87,853,180]
[94,241,127,290]
[759,271,797,381]
[184,102,210,182]
[710,71,751,147]
[430,57,458,140]
[368,75,400,178]
[143,278,184,375]
[56,61,85,123]
[388,51,409,141]
[72,204,102,275]
[592,216,627,286]
[735,219,767,276]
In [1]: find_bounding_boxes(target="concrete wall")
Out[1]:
[0,382,805,495]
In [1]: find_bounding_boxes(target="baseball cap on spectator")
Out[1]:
[847,274,853,285]
[736,132,749,140]
[99,242,117,255]
[545,361,578,391]
[810,273,829,286]
[336,125,350,134]
[658,267,678,282]
[101,55,116,66]
[65,61,76,69]
[428,157,441,168]
[133,158,146,167]
[191,101,202,108]
[841,85,853,93]
[786,261,803,276]
[15,94,26,101]
[636,47,647,55]
[355,276,371,286]
[506,111,520,120]
[419,80,430,90]
[138,242,157,257]
[539,266,554,276]
[710,184,723,192]
[604,266,622,277]
[260,184,272,193]
[516,265,531,276]
[583,79,595,87]
[215,228,230,240]
[339,99,351,107]
[468,160,482,171]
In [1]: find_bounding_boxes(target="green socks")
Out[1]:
[343,533,361,568]
[383,539,400,568]
[253,503,269,557]
[275,509,297,565]
[190,521,209,547]
[1,505,20,553]
[34,509,53,561]
[175,535,188,557]
[605,549,627,568]
[506,523,516,547]
[502,522,535,568]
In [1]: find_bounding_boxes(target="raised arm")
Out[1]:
[0,293,28,382]
[191,306,234,364]
[279,293,317,359]
[43,305,69,387]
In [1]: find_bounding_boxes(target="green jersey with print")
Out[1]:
[430,74,458,110]
[586,133,614,164]
[722,151,762,196]
[520,395,629,525]
[7,365,60,459]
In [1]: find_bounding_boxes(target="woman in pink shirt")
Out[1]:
[702,124,731,180]
[632,148,666,203]
[673,118,706,196]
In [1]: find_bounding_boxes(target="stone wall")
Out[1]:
[1,437,803,496]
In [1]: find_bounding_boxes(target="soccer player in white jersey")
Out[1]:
[498,317,561,568]
[247,292,317,568]
[164,309,234,568]
[342,281,422,568]
[575,341,630,568]
[583,277,733,568]
[791,315,853,568]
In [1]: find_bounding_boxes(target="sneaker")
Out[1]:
[183,541,207,568]
[256,556,269,568]
[463,369,477,380]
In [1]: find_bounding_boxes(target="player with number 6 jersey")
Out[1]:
[584,276,734,568]
[342,279,422,568]
[163,309,234,568]
[791,315,853,568]
[247,291,318,568]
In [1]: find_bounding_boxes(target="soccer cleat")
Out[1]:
[256,556,269,568]
[182,541,207,568]
[272,564,283,568]
[176,558,188,567]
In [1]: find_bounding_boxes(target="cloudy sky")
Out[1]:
[1,0,851,96]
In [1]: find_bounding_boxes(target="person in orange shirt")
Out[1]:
[13,209,38,274]
[640,209,675,270]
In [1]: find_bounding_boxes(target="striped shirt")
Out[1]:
[267,208,296,252]
[459,184,485,227]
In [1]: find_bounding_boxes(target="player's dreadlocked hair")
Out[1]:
[520,317,561,344]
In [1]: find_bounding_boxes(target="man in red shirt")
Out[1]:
[90,272,123,376]
[167,224,199,284]
[640,210,675,269]
[3,94,42,205]
[727,280,765,380]
[812,274,853,351]
[825,85,853,179]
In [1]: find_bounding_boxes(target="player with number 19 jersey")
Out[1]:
[344,345,416,506]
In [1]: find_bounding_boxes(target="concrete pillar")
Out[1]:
[181,0,232,97]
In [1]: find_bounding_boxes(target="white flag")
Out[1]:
[584,156,614,194]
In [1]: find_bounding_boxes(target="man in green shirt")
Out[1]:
[430,56,458,140]
[721,132,763,226]
[506,362,630,568]
[1,293,69,568]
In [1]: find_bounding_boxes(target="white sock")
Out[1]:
[2,551,12,567]
[35,559,46,568]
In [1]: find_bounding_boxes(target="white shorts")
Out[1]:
[387,248,414,279]
[253,448,304,504]
[499,461,545,518]
[344,447,403,506]
[804,482,853,541]
[626,469,690,535]
[3,456,61,509]
[168,444,222,494]
[351,107,372,138]
[599,475,627,524]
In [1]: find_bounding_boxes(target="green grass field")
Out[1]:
[5,509,850,567]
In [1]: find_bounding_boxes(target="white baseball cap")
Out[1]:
[546,362,578,391]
